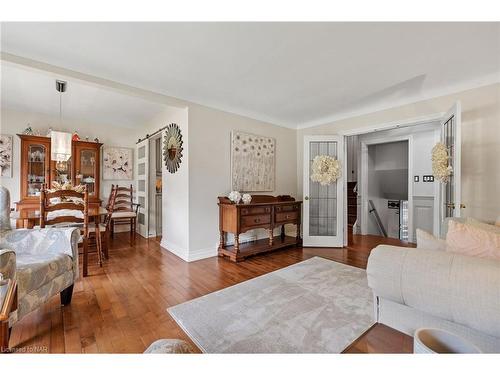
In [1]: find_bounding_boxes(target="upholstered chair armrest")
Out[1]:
[367,245,500,338]
[0,228,80,280]
[0,248,16,281]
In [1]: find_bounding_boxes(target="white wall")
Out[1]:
[141,103,297,262]
[187,103,297,261]
[140,106,190,259]
[0,108,142,207]
[298,83,500,223]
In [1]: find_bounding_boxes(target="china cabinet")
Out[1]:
[15,134,103,226]
[73,140,101,200]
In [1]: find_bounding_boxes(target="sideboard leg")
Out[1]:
[219,231,225,248]
[280,225,285,239]
[268,229,274,246]
[234,234,240,253]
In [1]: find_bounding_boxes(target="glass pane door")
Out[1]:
[443,114,455,218]
[54,158,72,185]
[77,149,97,195]
[303,135,344,247]
[136,140,149,238]
[27,144,47,197]
[309,141,338,236]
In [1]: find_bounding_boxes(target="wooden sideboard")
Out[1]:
[218,195,302,262]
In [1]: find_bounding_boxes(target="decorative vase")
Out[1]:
[228,191,242,204]
[242,193,252,204]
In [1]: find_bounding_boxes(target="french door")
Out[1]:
[303,135,344,247]
[136,139,149,238]
[440,101,463,220]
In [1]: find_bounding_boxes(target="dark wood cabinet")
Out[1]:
[15,134,103,227]
[19,134,52,203]
[218,195,302,262]
[73,140,102,204]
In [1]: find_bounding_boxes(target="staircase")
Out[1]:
[347,181,357,233]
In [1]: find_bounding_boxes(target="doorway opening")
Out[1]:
[365,140,409,241]
[345,120,443,247]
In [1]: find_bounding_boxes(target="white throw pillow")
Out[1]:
[446,220,500,260]
[416,228,446,251]
[466,217,500,234]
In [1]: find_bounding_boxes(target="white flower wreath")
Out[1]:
[432,142,453,183]
[310,155,341,186]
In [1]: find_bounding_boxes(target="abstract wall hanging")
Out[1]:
[102,147,133,180]
[0,135,13,177]
[231,131,275,192]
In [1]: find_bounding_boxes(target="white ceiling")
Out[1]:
[1,63,168,128]
[1,22,500,128]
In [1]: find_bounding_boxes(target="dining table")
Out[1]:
[11,207,108,229]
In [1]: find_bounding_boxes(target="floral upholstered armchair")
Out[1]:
[0,186,79,327]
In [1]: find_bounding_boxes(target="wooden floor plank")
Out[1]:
[8,233,414,353]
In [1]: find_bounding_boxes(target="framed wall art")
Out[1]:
[102,147,133,180]
[231,131,275,192]
[0,134,13,178]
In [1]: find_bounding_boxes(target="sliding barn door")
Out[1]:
[440,101,463,220]
[136,139,149,238]
[303,135,344,247]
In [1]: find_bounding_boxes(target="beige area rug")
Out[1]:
[167,257,375,353]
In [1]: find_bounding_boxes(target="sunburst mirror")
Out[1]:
[163,123,183,173]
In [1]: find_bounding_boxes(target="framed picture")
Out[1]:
[0,134,13,178]
[231,131,275,192]
[102,147,133,180]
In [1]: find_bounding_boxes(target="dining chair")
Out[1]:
[110,184,140,243]
[40,186,98,277]
[94,185,117,259]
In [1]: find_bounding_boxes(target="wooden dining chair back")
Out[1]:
[102,186,117,230]
[90,185,117,262]
[105,184,115,211]
[40,187,93,276]
[110,184,139,243]
[40,187,88,233]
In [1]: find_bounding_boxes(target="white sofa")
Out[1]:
[367,245,500,352]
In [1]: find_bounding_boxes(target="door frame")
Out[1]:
[359,134,414,241]
[303,135,345,247]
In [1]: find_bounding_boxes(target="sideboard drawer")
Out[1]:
[241,206,271,216]
[275,211,298,223]
[241,214,271,227]
[275,204,299,212]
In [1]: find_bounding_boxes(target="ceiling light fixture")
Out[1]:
[51,80,72,161]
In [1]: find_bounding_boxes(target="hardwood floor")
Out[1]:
[8,233,414,353]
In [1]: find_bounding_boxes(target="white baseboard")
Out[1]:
[160,225,299,263]
[188,246,218,262]
[160,239,189,262]
[159,239,218,262]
